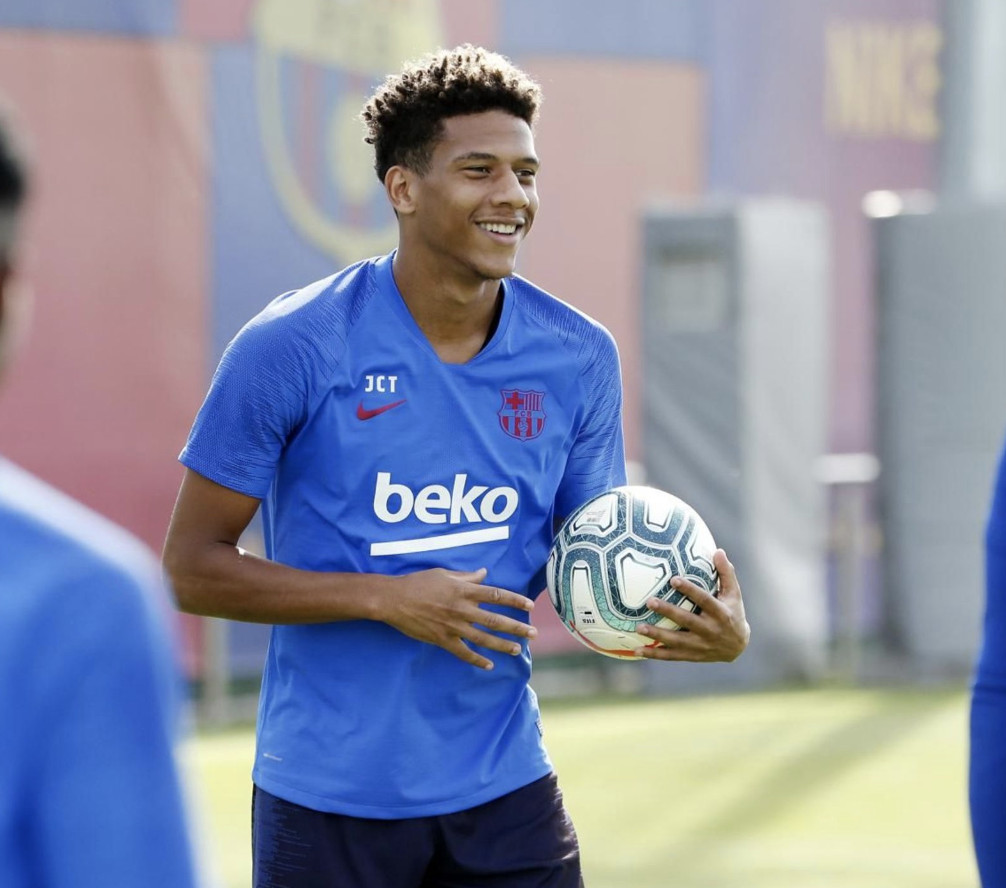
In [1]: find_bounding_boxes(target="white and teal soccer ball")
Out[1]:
[546,486,719,659]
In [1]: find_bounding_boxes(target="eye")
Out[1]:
[465,166,491,176]
[516,169,537,181]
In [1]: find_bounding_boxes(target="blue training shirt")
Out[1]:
[0,460,197,888]
[181,252,627,818]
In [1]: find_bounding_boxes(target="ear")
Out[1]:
[384,165,418,216]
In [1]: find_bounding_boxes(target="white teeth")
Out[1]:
[479,222,518,235]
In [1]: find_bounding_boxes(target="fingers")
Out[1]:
[467,577,536,640]
[635,636,708,662]
[434,629,527,671]
[478,590,534,623]
[633,618,738,662]
[635,606,707,649]
[475,580,535,613]
[472,604,535,636]
[645,549,740,624]
[631,550,749,662]
[403,569,539,669]
[455,567,534,614]
[444,638,495,671]
[670,576,721,614]
[644,578,723,632]
[460,581,537,665]
[643,597,704,633]
[465,625,525,658]
[713,549,741,599]
[442,622,529,671]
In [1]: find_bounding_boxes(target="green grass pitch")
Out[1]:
[182,686,978,888]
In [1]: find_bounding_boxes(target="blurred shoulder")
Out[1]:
[0,459,166,619]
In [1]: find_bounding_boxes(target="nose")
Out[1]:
[492,169,531,209]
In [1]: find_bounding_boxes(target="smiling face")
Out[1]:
[393,110,539,285]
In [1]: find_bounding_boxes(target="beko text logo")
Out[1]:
[370,472,517,556]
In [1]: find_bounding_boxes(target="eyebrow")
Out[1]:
[452,151,540,167]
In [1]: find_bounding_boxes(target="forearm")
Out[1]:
[165,542,392,624]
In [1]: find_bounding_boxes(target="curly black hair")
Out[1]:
[361,44,541,183]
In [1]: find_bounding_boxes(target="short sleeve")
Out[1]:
[555,330,627,519]
[180,309,312,498]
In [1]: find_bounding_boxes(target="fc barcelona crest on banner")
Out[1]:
[499,390,547,441]
[252,0,442,263]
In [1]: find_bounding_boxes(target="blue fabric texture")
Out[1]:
[0,459,196,888]
[181,252,627,818]
[972,436,1006,887]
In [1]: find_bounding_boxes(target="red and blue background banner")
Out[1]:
[0,0,941,665]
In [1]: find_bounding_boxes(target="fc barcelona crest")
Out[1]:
[499,389,547,441]
[253,0,442,262]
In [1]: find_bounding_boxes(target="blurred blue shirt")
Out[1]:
[0,458,197,888]
[971,435,1006,887]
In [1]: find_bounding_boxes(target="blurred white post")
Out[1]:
[816,453,880,683]
[201,617,231,725]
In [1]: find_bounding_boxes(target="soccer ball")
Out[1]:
[545,486,719,659]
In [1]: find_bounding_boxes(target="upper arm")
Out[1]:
[170,309,319,556]
[163,468,261,576]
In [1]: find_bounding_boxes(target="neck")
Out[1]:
[391,249,502,363]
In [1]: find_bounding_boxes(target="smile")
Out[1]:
[477,222,520,235]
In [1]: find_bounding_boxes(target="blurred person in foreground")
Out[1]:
[0,107,198,887]
[164,45,749,888]
[971,433,1006,887]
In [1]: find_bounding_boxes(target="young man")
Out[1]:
[0,107,198,887]
[164,45,749,887]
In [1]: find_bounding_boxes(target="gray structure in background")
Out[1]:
[875,204,1006,668]
[641,201,830,690]
[874,0,1006,671]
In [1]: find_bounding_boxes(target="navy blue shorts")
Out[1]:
[252,773,583,887]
